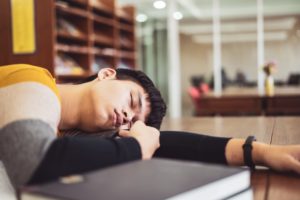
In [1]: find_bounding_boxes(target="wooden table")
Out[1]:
[196,87,300,116]
[161,117,300,200]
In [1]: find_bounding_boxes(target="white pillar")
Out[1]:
[212,0,222,96]
[143,21,156,82]
[167,0,181,118]
[257,0,265,95]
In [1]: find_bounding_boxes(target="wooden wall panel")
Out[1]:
[0,0,55,73]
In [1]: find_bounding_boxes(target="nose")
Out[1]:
[122,109,134,125]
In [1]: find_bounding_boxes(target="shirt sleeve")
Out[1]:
[28,136,141,185]
[154,131,231,165]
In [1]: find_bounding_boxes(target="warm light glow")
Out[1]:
[153,0,166,9]
[297,30,300,38]
[136,14,148,23]
[173,11,183,20]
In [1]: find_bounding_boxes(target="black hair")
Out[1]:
[78,68,167,129]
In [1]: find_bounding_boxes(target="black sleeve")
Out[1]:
[28,136,141,185]
[154,131,231,165]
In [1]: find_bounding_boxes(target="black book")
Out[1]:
[20,159,251,200]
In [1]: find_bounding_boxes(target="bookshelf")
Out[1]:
[0,0,137,83]
[116,6,136,70]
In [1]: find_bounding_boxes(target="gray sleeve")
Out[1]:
[0,119,55,189]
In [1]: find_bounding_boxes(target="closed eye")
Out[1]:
[130,91,142,112]
[138,92,142,109]
[130,92,133,108]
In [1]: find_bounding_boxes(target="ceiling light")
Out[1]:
[173,11,183,20]
[192,32,288,44]
[153,0,166,9]
[136,14,148,23]
[180,18,297,35]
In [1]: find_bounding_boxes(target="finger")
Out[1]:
[286,156,300,174]
[133,120,146,126]
[131,121,146,130]
[118,130,131,137]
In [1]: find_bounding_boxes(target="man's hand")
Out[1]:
[226,139,300,174]
[262,145,300,174]
[119,121,160,160]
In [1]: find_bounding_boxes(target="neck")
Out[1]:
[57,83,90,131]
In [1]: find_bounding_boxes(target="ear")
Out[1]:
[97,68,116,81]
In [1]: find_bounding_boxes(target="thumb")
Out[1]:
[131,120,146,129]
[286,156,300,174]
[118,129,131,137]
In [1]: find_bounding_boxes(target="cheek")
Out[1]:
[104,84,125,100]
[109,86,129,104]
[90,90,109,119]
[92,82,129,111]
[93,84,117,102]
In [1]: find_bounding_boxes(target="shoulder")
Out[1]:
[0,64,60,100]
[0,64,61,132]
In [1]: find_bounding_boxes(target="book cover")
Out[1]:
[21,158,251,200]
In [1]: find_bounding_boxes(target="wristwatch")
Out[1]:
[242,136,257,170]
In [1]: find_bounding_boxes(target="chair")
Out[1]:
[287,73,300,86]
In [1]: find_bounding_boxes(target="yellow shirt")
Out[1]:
[0,64,60,99]
[0,64,61,131]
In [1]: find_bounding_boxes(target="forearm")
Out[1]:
[28,136,141,185]
[155,131,231,165]
[225,138,269,166]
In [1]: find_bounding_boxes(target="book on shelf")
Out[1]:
[20,158,252,200]
[90,0,113,12]
[56,18,84,38]
[92,57,110,73]
[55,53,84,75]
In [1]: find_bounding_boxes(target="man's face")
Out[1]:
[88,69,150,131]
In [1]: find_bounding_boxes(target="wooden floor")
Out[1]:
[161,117,300,200]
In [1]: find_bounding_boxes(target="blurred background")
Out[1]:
[0,0,299,117]
[119,0,300,117]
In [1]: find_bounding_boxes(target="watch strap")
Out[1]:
[242,136,257,170]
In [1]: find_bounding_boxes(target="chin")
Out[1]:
[97,121,117,131]
[93,113,113,130]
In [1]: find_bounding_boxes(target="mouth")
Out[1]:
[114,109,123,128]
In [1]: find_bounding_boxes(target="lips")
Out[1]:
[114,109,123,127]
